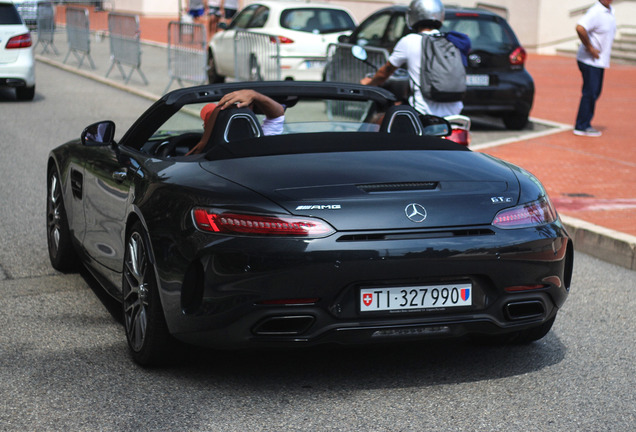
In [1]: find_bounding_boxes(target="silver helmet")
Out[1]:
[407,0,445,29]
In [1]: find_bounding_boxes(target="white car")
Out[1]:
[208,0,355,82]
[0,0,35,100]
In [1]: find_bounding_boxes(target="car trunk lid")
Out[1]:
[200,150,519,231]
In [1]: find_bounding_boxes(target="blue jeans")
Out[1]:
[575,61,605,130]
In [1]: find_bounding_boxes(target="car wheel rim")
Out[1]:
[47,173,61,255]
[123,232,150,352]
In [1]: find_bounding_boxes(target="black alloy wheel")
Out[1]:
[122,222,172,366]
[47,167,77,272]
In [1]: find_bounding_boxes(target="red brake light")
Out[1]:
[504,285,547,293]
[492,198,557,229]
[270,35,294,44]
[193,208,334,237]
[447,128,470,146]
[6,33,32,49]
[509,47,526,66]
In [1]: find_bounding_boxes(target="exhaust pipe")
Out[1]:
[505,300,545,320]
[253,315,315,336]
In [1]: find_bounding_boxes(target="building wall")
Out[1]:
[108,0,636,53]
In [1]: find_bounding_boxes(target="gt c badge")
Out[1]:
[405,203,427,223]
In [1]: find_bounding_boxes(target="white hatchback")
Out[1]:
[0,0,35,100]
[208,0,355,82]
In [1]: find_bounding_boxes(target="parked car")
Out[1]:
[47,81,572,366]
[0,0,35,100]
[339,6,535,130]
[208,0,356,82]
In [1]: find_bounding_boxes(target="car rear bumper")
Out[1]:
[157,222,572,348]
[0,50,35,87]
[279,57,326,81]
[463,70,534,115]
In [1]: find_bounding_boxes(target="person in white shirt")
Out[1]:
[574,0,616,137]
[361,0,469,118]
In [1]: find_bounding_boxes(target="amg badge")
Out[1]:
[296,204,342,210]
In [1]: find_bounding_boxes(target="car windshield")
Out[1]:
[280,8,355,34]
[0,3,23,24]
[442,15,516,52]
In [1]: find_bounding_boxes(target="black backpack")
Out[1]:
[419,33,466,102]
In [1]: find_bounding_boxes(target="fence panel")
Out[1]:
[324,43,390,83]
[323,43,391,121]
[106,12,147,84]
[35,2,58,54]
[165,21,208,93]
[234,30,280,82]
[63,7,95,69]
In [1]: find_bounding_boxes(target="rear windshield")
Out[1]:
[280,8,355,34]
[0,4,23,25]
[442,15,517,52]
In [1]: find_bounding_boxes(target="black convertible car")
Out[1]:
[47,82,572,366]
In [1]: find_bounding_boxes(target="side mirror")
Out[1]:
[217,22,228,31]
[419,115,452,137]
[81,121,116,146]
[337,34,350,43]
[351,45,368,62]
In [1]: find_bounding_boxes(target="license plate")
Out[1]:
[466,74,489,86]
[304,60,325,69]
[360,283,472,313]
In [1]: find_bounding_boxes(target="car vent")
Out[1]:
[357,182,439,193]
[337,229,494,242]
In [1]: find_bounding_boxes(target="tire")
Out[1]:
[47,167,77,272]
[16,85,35,101]
[502,110,529,130]
[248,54,263,81]
[122,222,173,366]
[207,51,225,84]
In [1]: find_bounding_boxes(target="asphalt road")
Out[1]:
[1,62,635,431]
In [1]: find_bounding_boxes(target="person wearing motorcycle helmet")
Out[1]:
[361,0,470,118]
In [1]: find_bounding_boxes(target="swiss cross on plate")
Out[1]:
[362,292,373,307]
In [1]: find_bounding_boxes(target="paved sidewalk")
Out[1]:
[35,7,636,270]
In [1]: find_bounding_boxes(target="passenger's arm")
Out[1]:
[218,89,285,119]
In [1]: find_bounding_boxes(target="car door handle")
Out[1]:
[112,170,128,182]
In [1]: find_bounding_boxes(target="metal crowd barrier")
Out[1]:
[234,30,281,82]
[323,43,391,121]
[63,7,96,69]
[165,21,208,93]
[106,12,147,84]
[324,43,390,83]
[35,2,58,55]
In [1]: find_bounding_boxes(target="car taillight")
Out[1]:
[509,46,526,66]
[446,127,470,146]
[492,197,557,229]
[5,33,32,49]
[193,208,335,237]
[269,35,294,44]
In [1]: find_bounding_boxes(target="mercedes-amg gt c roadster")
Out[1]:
[47,81,572,365]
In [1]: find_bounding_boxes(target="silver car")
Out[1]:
[0,0,35,100]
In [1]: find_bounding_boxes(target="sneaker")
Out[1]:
[573,127,602,137]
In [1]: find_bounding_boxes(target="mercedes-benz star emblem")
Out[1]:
[405,203,427,223]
